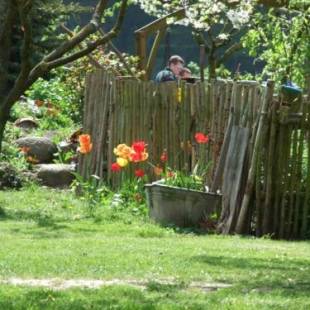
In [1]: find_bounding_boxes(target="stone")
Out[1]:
[16,136,57,163]
[14,117,39,129]
[58,141,76,153]
[36,164,75,188]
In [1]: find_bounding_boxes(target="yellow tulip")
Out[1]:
[113,144,132,159]
[116,157,129,167]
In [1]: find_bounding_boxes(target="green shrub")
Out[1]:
[25,69,81,130]
[0,163,23,190]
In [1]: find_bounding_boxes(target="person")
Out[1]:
[155,55,185,83]
[180,67,197,83]
[180,67,192,79]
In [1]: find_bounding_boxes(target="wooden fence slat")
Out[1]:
[219,126,250,234]
[235,80,275,234]
[262,100,278,235]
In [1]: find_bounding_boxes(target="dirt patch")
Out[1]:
[0,278,231,292]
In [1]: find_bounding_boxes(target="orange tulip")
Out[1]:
[26,156,39,164]
[154,166,163,176]
[34,99,44,107]
[78,134,93,154]
[20,146,30,154]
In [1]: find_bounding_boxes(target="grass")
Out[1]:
[0,185,310,309]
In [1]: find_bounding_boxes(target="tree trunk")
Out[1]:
[0,100,10,154]
[208,56,217,81]
[0,79,31,153]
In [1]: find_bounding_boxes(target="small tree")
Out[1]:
[242,5,310,87]
[0,0,128,152]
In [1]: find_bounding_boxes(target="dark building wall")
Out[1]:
[63,1,260,78]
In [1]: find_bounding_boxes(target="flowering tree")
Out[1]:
[134,0,255,79]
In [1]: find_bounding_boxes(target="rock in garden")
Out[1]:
[14,117,39,130]
[36,164,75,188]
[16,136,57,163]
[58,140,76,153]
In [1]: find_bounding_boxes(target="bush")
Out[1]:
[0,163,23,190]
[25,69,81,130]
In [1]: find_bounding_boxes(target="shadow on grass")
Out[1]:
[160,223,214,236]
[191,254,310,293]
[146,281,186,293]
[8,225,69,239]
[0,285,208,310]
[0,283,309,309]
[193,254,310,272]
[0,205,71,233]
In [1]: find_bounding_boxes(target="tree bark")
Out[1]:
[0,99,11,153]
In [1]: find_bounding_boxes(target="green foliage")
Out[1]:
[74,177,112,216]
[71,174,147,217]
[242,7,310,87]
[188,61,233,80]
[0,163,23,190]
[61,40,143,110]
[53,146,75,164]
[0,123,28,173]
[163,171,205,191]
[115,179,147,216]
[25,70,81,128]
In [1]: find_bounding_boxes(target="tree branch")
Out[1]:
[219,42,243,65]
[60,23,104,69]
[26,0,128,84]
[43,0,109,63]
[44,0,128,70]
[98,28,137,77]
[193,31,211,53]
[18,0,33,78]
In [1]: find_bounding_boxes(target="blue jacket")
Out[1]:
[155,67,177,83]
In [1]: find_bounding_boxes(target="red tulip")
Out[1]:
[195,132,209,144]
[111,162,121,172]
[131,141,147,153]
[160,151,168,162]
[134,169,145,178]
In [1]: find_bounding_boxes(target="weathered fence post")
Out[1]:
[235,80,274,234]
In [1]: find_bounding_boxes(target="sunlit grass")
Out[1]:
[0,186,309,309]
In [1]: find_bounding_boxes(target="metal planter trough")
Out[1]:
[145,181,222,227]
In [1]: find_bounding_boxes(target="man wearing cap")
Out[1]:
[155,55,185,83]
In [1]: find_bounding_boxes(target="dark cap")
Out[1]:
[168,55,185,65]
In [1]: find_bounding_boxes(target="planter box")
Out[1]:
[145,181,222,227]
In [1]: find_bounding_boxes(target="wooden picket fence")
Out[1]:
[79,70,310,239]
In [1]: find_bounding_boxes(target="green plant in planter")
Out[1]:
[162,170,210,192]
[152,132,212,192]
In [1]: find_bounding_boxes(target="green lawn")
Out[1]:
[0,186,310,309]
